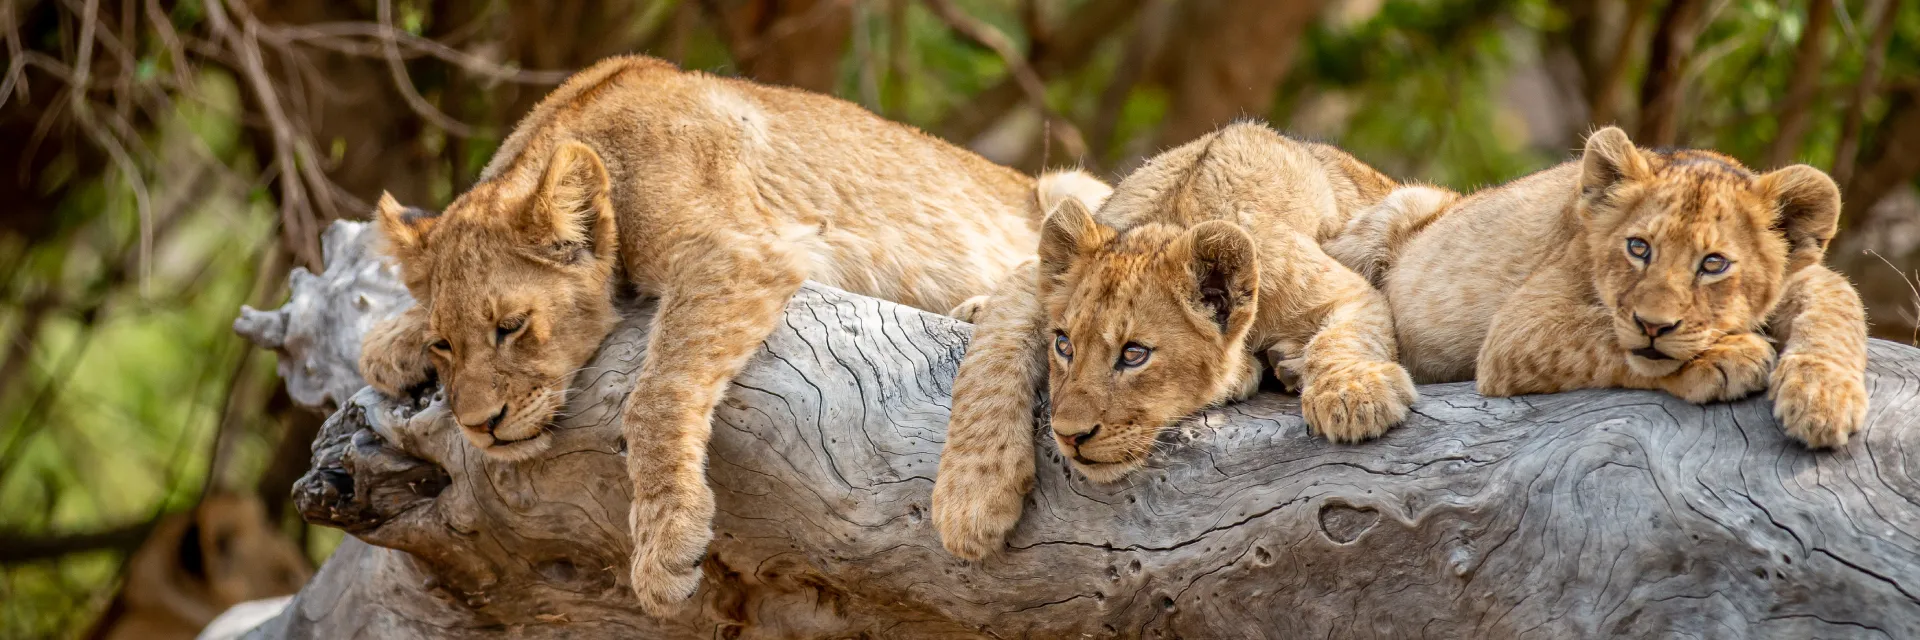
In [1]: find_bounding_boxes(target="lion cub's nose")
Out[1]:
[457,404,509,433]
[1054,424,1102,449]
[1634,314,1681,338]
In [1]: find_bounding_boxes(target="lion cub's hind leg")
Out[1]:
[1324,185,1459,288]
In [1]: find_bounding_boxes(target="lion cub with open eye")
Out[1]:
[932,123,1417,559]
[357,55,1110,615]
[1334,126,1869,448]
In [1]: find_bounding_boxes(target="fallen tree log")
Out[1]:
[234,221,1920,638]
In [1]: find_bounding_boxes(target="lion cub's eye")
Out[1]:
[1054,333,1074,359]
[1626,237,1651,260]
[1118,343,1151,368]
[1699,254,1731,275]
[496,315,528,343]
[429,338,452,354]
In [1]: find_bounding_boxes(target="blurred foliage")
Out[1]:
[2,0,1916,638]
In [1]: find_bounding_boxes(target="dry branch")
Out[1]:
[235,221,1920,638]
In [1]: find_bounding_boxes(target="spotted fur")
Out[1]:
[1347,126,1867,448]
[932,123,1415,559]
[357,55,1105,614]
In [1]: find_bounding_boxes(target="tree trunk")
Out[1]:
[1150,0,1324,150]
[234,221,1920,638]
[1636,0,1708,147]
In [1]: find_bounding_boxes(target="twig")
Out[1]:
[375,0,474,136]
[69,0,156,293]
[0,522,156,564]
[930,0,1143,146]
[920,0,1087,159]
[1868,249,1920,345]
[259,22,573,85]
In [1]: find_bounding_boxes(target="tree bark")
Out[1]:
[235,221,1920,638]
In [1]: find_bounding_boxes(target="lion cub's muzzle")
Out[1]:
[451,390,559,461]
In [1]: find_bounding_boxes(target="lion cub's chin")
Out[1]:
[1623,350,1688,378]
[1069,457,1145,484]
[461,428,554,462]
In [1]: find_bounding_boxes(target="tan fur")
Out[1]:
[357,55,1103,613]
[90,495,310,640]
[932,123,1415,559]
[1357,126,1867,447]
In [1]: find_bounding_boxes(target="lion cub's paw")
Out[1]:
[359,320,434,397]
[1663,333,1775,404]
[1301,360,1417,443]
[948,295,992,324]
[1265,341,1307,394]
[1769,354,1868,449]
[627,491,716,616]
[931,450,1031,560]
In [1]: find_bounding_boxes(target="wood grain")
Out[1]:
[237,221,1920,638]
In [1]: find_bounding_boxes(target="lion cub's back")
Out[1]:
[1386,162,1582,383]
[1097,123,1354,239]
[517,56,1045,313]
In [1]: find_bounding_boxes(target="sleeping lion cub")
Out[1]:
[932,123,1416,559]
[1335,126,1869,447]
[358,55,1107,614]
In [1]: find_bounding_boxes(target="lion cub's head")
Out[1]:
[1576,126,1840,377]
[376,141,621,459]
[1037,198,1260,482]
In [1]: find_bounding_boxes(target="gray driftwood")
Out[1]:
[235,221,1920,638]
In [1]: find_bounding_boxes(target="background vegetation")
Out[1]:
[2,0,1916,637]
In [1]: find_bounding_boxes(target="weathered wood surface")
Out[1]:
[236,221,1920,639]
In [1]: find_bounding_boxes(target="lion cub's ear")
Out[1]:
[525,140,613,261]
[1176,220,1259,337]
[1038,197,1113,284]
[1757,164,1842,272]
[374,192,436,264]
[1578,126,1651,205]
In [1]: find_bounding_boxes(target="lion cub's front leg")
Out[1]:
[622,235,807,615]
[1480,272,1773,403]
[932,262,1046,560]
[359,305,436,397]
[1653,332,1775,404]
[1289,242,1417,442]
[1767,264,1869,447]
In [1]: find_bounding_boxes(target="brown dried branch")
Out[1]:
[375,0,474,136]
[0,522,154,564]
[260,23,574,85]
[921,0,1087,159]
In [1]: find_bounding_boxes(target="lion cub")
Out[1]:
[359,55,1106,613]
[1338,126,1868,447]
[932,123,1417,559]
